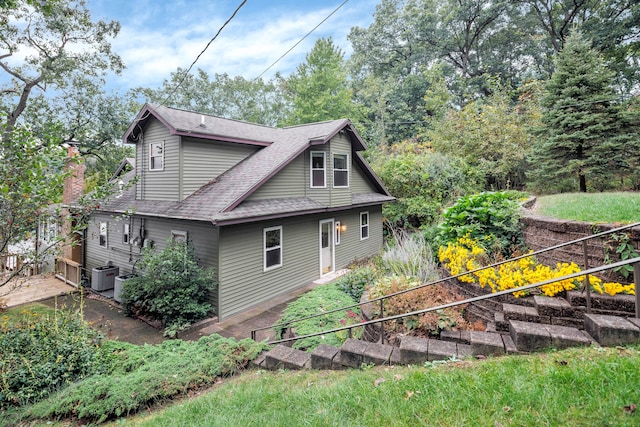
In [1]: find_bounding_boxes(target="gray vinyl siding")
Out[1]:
[85,213,220,315]
[351,161,377,193]
[136,119,180,201]
[329,134,352,207]
[216,208,384,320]
[246,155,306,200]
[181,138,258,199]
[334,206,384,268]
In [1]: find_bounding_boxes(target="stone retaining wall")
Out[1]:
[520,214,640,282]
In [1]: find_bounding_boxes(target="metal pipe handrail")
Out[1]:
[266,256,640,345]
[251,221,640,339]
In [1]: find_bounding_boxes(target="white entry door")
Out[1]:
[319,219,335,276]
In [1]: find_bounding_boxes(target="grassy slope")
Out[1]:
[534,192,640,223]
[117,345,640,427]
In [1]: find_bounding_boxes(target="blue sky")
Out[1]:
[88,0,379,93]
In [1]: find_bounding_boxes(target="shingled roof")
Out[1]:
[103,105,394,225]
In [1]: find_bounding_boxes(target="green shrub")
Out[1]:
[276,284,362,351]
[26,335,268,424]
[121,240,216,335]
[0,304,105,408]
[438,191,525,255]
[334,267,379,302]
[371,151,480,229]
[381,228,440,283]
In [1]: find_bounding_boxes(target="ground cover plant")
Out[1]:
[7,335,267,425]
[116,344,640,427]
[275,284,362,350]
[534,192,640,224]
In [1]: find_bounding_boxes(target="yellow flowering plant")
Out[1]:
[438,235,635,298]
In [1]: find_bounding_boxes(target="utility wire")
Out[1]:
[160,0,248,106]
[254,0,349,80]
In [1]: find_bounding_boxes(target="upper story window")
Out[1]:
[360,211,369,240]
[333,153,349,188]
[149,142,164,171]
[123,223,131,244]
[310,152,326,188]
[264,226,283,271]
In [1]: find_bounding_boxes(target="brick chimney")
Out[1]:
[61,145,85,263]
[63,145,85,204]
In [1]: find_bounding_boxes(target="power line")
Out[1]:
[254,0,349,80]
[161,0,248,106]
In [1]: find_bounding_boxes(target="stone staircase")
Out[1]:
[256,293,640,371]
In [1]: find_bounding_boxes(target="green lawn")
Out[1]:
[534,192,640,223]
[115,345,640,427]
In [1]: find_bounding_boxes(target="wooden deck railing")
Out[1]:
[55,258,82,287]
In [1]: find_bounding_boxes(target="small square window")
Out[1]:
[310,152,326,188]
[333,154,349,188]
[171,230,188,243]
[149,142,164,171]
[360,212,369,240]
[264,226,282,271]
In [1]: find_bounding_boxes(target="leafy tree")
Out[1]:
[528,31,624,193]
[0,0,124,289]
[135,70,288,127]
[427,80,542,190]
[281,37,364,127]
[370,147,481,228]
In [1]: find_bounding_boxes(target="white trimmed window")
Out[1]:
[171,230,188,243]
[360,212,369,240]
[310,152,326,188]
[123,223,131,244]
[264,226,283,271]
[149,141,164,171]
[99,222,108,248]
[333,153,349,188]
[335,221,341,245]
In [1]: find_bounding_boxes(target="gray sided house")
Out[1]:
[85,104,394,320]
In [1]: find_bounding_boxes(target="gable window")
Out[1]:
[310,152,326,188]
[123,223,131,244]
[264,226,283,271]
[149,142,164,171]
[333,154,349,188]
[360,212,369,240]
[99,222,108,248]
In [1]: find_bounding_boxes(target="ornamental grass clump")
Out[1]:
[438,235,634,297]
[380,228,439,284]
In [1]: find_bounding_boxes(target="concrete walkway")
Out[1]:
[4,270,348,346]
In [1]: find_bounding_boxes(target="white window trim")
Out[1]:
[335,221,341,245]
[333,153,349,188]
[149,141,164,171]
[171,230,188,243]
[360,211,370,241]
[99,222,108,248]
[123,223,131,245]
[264,226,283,271]
[310,151,326,188]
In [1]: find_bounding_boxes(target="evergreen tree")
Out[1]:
[528,31,622,193]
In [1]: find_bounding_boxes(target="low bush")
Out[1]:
[334,266,379,302]
[438,235,634,297]
[25,335,268,424]
[367,275,469,337]
[121,240,216,336]
[438,191,526,255]
[276,284,362,350]
[0,304,105,408]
